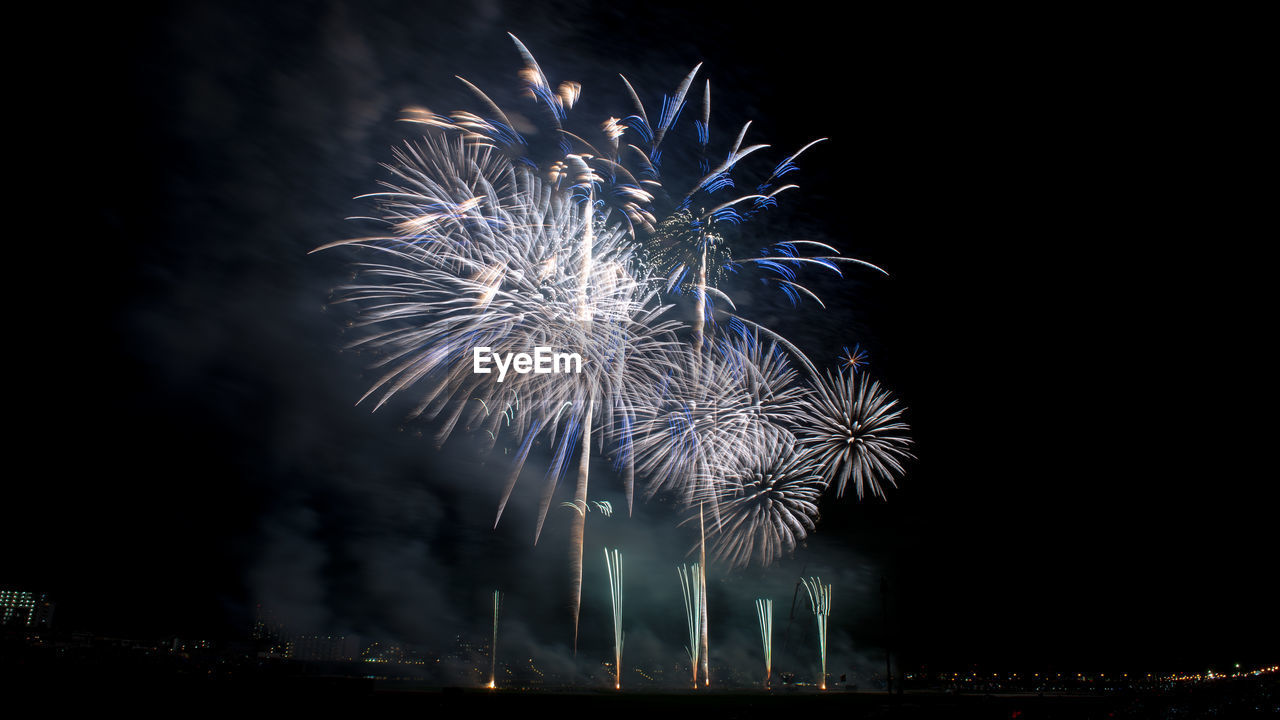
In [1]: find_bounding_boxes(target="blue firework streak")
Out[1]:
[839,343,870,372]
[403,35,662,238]
[402,35,883,323]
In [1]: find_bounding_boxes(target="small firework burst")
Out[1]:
[798,370,913,499]
[645,207,734,295]
[839,343,869,372]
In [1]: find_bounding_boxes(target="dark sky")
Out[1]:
[9,1,1273,679]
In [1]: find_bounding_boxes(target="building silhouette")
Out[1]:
[0,590,55,628]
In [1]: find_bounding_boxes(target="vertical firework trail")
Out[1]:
[699,503,709,685]
[756,597,773,688]
[569,188,596,653]
[802,577,832,690]
[489,590,501,689]
[677,563,702,688]
[604,548,624,690]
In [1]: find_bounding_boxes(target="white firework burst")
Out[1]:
[797,370,913,499]
[627,330,804,512]
[696,428,826,568]
[319,134,683,534]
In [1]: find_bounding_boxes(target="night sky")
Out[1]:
[9,1,1273,680]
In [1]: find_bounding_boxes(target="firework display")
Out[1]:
[321,33,912,674]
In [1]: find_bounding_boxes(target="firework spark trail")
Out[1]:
[677,562,702,688]
[559,499,613,517]
[797,370,914,499]
[756,597,773,688]
[802,576,832,690]
[568,183,598,656]
[699,503,709,686]
[569,401,592,653]
[697,428,826,568]
[489,589,501,689]
[604,548,624,690]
